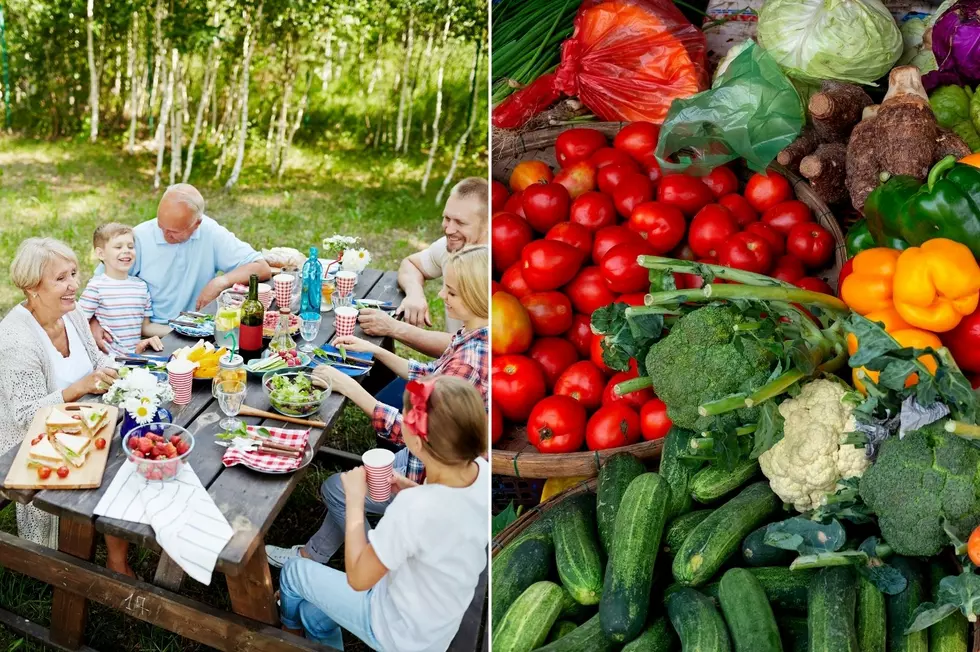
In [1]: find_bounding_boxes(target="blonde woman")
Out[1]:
[266,245,489,568]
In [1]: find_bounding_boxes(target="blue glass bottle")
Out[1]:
[300,246,323,316]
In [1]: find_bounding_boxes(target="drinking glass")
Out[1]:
[299,314,322,353]
[332,292,353,310]
[216,380,247,431]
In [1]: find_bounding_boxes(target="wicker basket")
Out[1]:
[492,477,598,556]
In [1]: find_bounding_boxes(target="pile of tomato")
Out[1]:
[490,123,839,455]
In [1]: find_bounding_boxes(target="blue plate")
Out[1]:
[170,321,215,338]
[312,344,373,378]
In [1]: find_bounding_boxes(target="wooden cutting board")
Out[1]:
[3,402,119,490]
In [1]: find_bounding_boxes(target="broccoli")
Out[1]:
[859,421,980,557]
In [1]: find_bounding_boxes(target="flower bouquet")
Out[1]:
[341,247,372,274]
[321,235,361,264]
[102,367,175,430]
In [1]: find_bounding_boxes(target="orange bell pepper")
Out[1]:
[846,307,910,355]
[853,327,942,395]
[893,238,980,333]
[839,248,901,316]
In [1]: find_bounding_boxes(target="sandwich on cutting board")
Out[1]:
[45,406,84,436]
[28,436,63,466]
[79,405,108,438]
[50,432,92,467]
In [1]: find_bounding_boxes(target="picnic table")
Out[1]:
[0,269,487,652]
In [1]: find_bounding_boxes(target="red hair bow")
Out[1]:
[404,380,435,440]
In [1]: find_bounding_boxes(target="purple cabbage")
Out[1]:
[924,0,980,90]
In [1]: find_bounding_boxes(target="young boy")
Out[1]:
[79,223,171,356]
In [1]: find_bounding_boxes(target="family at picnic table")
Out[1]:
[0,176,491,651]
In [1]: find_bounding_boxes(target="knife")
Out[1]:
[315,350,374,367]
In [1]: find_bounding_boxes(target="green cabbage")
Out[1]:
[757,0,903,86]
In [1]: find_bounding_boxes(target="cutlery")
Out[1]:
[238,405,326,428]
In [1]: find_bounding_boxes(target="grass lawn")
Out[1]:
[0,134,485,651]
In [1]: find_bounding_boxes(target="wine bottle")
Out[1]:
[240,274,265,362]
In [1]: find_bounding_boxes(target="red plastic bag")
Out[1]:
[493,0,708,130]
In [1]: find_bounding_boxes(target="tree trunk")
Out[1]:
[272,41,293,173]
[279,69,310,180]
[0,3,10,130]
[357,31,365,83]
[126,12,138,153]
[366,30,384,96]
[436,39,482,205]
[403,27,431,155]
[322,28,333,85]
[265,100,277,163]
[169,53,182,185]
[225,2,263,190]
[213,63,240,180]
[421,10,453,193]
[183,41,218,182]
[147,0,164,133]
[86,0,99,142]
[394,11,414,153]
[152,50,174,189]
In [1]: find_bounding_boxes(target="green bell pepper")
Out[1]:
[845,219,876,257]
[864,175,919,250]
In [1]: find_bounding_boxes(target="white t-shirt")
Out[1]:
[368,457,489,652]
[416,237,464,334]
[17,305,94,390]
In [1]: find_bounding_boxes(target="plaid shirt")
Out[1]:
[371,326,488,483]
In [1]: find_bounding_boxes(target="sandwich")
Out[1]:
[52,432,92,468]
[79,405,108,438]
[28,435,63,466]
[45,407,83,435]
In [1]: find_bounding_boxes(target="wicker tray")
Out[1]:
[491,477,598,556]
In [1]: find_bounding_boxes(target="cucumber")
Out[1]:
[664,509,713,557]
[558,590,596,625]
[666,587,732,652]
[929,563,968,652]
[779,617,809,652]
[888,557,928,652]
[690,460,759,503]
[596,452,646,555]
[718,568,783,652]
[672,481,780,587]
[808,566,859,652]
[491,532,554,623]
[856,575,885,652]
[534,613,619,652]
[600,472,670,642]
[553,494,604,605]
[493,581,566,652]
[660,426,702,519]
[622,616,676,652]
[703,566,816,613]
[741,524,795,567]
[547,621,580,644]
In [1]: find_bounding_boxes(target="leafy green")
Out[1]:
[764,516,846,555]
[906,571,980,630]
[266,372,323,415]
[592,302,664,375]
[810,477,874,524]
[750,401,784,459]
[492,502,523,537]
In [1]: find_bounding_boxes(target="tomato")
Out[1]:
[761,200,812,236]
[837,257,855,299]
[628,202,686,254]
[491,354,547,421]
[600,243,654,293]
[613,173,655,218]
[491,180,510,214]
[57,466,70,479]
[796,277,833,295]
[590,334,613,375]
[590,147,640,171]
[504,190,526,218]
[566,313,594,358]
[491,280,502,296]
[521,240,583,291]
[969,526,980,566]
[613,121,660,169]
[501,262,532,299]
[769,255,806,284]
[688,205,738,258]
[602,371,654,410]
[744,170,792,212]
[37,466,52,480]
[593,226,645,264]
[657,174,715,217]
[554,360,607,412]
[523,182,571,233]
[529,337,581,390]
[701,167,739,198]
[672,243,697,260]
[718,232,774,274]
[718,193,758,228]
[786,222,834,269]
[570,191,617,233]
[492,212,534,272]
[586,404,642,451]
[943,309,980,373]
[640,398,672,441]
[94,438,107,450]
[564,266,617,315]
[491,401,504,445]
[555,128,608,167]
[618,292,647,306]
[527,396,588,454]
[510,160,553,192]
[491,292,533,355]
[597,163,639,196]
[521,291,574,337]
[744,222,785,257]
[546,222,593,259]
[643,160,663,185]
[554,160,597,199]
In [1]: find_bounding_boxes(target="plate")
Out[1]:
[245,351,313,376]
[170,322,215,338]
[312,345,373,378]
[238,442,314,474]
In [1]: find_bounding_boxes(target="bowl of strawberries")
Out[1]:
[124,423,194,482]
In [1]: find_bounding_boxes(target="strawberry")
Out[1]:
[176,442,190,456]
[138,438,154,455]
[163,443,178,458]
[155,455,168,461]
[132,450,145,459]
[170,435,182,447]
[152,444,169,458]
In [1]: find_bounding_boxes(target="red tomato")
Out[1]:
[701,167,739,198]
[644,160,663,185]
[590,147,640,171]
[94,437,106,450]
[613,121,660,169]
[523,182,571,233]
[37,466,52,480]
[492,355,547,421]
[522,240,583,291]
[527,396,588,454]
[555,128,608,167]
[744,222,785,257]
[769,255,806,284]
[688,205,738,258]
[590,334,613,375]
[57,466,70,479]
[501,262,532,299]
[554,361,607,412]
[564,266,617,315]
[718,232,774,274]
[491,181,510,214]
[566,313,594,358]
[586,404,642,450]
[554,160,598,199]
[600,243,654,293]
[491,292,533,355]
[837,257,855,298]
[797,277,833,295]
[570,191,617,233]
[762,200,812,236]
[943,309,980,373]
[546,222,593,259]
[674,257,715,290]
[491,281,503,296]
[786,222,834,269]
[529,337,581,390]
[614,173,655,218]
[510,160,553,192]
[597,163,639,196]
[521,291,574,337]
[491,212,534,272]
[592,226,645,264]
[672,243,697,261]
[628,202,686,254]
[657,174,715,217]
[718,193,759,228]
[491,400,504,445]
[640,398,672,441]
[618,292,647,306]
[745,170,793,212]
[602,371,655,410]
[504,190,526,218]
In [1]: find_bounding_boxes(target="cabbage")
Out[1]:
[924,0,980,89]
[757,0,903,86]
[898,18,938,74]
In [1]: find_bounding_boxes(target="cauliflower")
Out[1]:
[759,379,869,512]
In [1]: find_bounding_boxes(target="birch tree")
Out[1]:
[394,9,413,152]
[152,49,175,189]
[169,54,182,185]
[86,0,99,142]
[421,7,453,193]
[126,12,139,153]
[224,1,263,190]
[437,37,482,204]
[183,18,220,182]
[271,40,294,174]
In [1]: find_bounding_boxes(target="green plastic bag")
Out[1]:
[654,41,805,175]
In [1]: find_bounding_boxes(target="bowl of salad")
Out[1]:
[262,370,330,417]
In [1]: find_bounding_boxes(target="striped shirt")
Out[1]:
[78,274,153,356]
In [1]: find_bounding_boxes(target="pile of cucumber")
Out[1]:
[491,428,971,652]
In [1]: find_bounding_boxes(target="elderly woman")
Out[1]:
[266,245,489,568]
[0,238,133,575]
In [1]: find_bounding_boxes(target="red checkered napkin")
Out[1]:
[221,425,310,472]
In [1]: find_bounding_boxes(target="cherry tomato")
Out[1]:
[644,160,663,185]
[546,222,593,260]
[762,200,813,236]
[718,232,774,274]
[554,360,607,412]
[590,147,640,171]
[554,160,597,199]
[969,526,980,566]
[613,121,660,169]
[57,466,70,479]
[640,398,672,441]
[613,173,655,218]
[94,438,107,450]
[564,266,617,315]
[491,180,510,213]
[491,400,504,445]
[491,354,548,421]
[527,396,588,454]
[529,337,581,390]
[786,222,834,269]
[569,191,616,233]
[491,292,533,355]
[628,202,686,255]
[510,160,553,192]
[744,170,792,212]
[501,262,532,299]
[602,371,654,410]
[555,128,608,167]
[796,277,833,295]
[701,167,739,198]
[597,163,639,196]
[504,190,526,218]
[718,193,759,228]
[521,240,583,291]
[37,466,52,480]
[590,334,614,375]
[586,404,642,451]
[600,242,655,293]
[769,255,806,284]
[744,222,785,257]
[521,291,574,337]
[657,174,715,217]
[688,205,738,258]
[618,292,647,306]
[592,226,645,264]
[492,212,534,272]
[523,182,571,233]
[566,313,594,358]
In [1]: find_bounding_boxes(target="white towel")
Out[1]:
[94,461,234,585]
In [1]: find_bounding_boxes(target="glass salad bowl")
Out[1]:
[261,369,331,418]
[124,422,194,482]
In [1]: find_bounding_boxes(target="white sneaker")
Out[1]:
[266,544,304,569]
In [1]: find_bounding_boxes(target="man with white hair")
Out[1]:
[90,183,271,351]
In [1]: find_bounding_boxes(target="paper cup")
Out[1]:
[334,306,358,337]
[335,271,357,297]
[363,449,395,501]
[168,371,194,405]
[273,274,295,308]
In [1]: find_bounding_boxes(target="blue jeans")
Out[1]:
[280,557,383,651]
